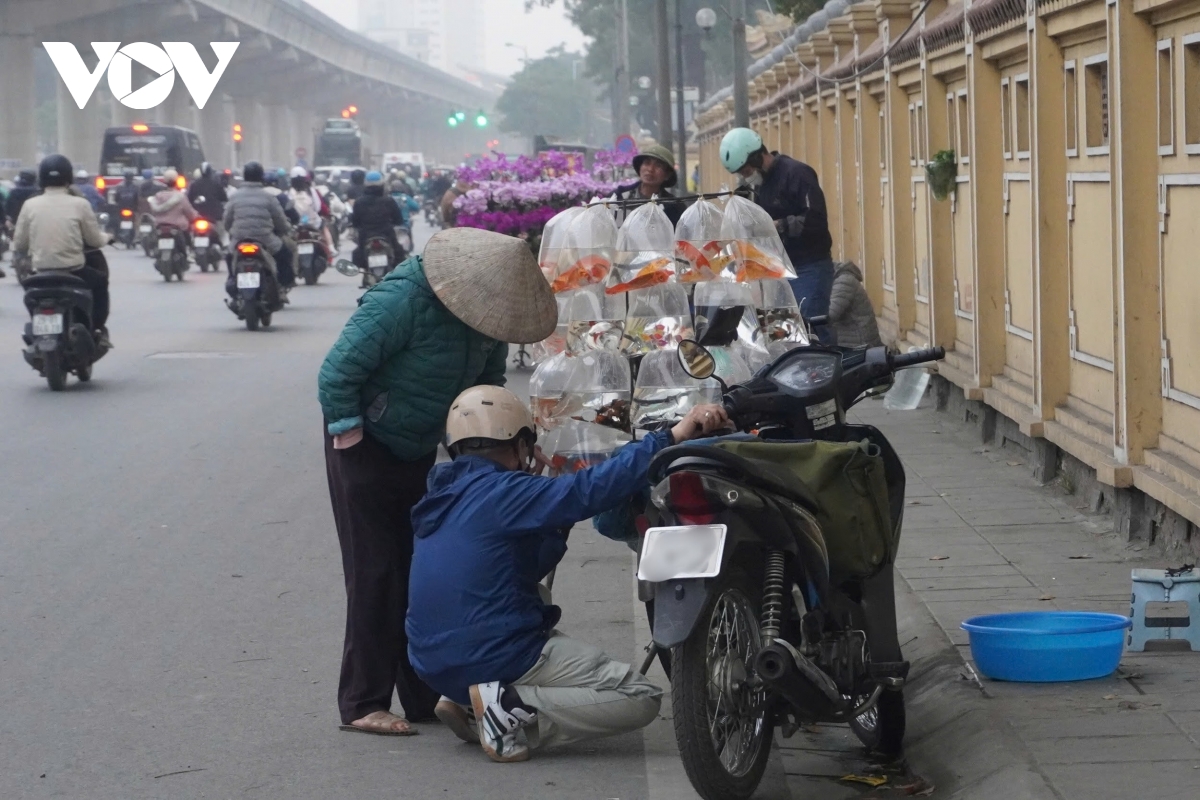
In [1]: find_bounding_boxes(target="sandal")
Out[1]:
[339,710,419,737]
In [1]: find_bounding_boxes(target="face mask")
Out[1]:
[741,170,764,190]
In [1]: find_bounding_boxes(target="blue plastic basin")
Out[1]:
[960,611,1132,682]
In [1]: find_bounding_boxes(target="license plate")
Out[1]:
[158,238,174,250]
[237,272,261,289]
[120,220,133,230]
[140,224,151,234]
[368,254,389,268]
[298,243,315,255]
[32,313,64,336]
[637,525,728,582]
[194,236,208,248]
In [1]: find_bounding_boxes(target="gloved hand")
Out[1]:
[774,214,806,239]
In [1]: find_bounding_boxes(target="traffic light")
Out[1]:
[475,110,488,128]
[341,109,350,119]
[232,123,243,143]
[455,111,466,122]
[348,105,358,115]
[448,111,459,127]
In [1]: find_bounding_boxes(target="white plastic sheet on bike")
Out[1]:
[608,200,676,294]
[674,199,731,283]
[551,203,618,294]
[538,206,587,283]
[720,195,796,282]
[638,525,728,582]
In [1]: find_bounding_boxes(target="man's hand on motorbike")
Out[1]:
[670,404,731,444]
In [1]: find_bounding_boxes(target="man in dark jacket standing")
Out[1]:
[720,127,835,342]
[318,228,559,738]
[407,388,728,762]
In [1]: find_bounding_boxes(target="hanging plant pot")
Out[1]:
[926,150,958,201]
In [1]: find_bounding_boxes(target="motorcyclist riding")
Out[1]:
[350,170,404,276]
[345,169,366,204]
[222,161,295,295]
[5,169,40,226]
[188,162,229,238]
[112,170,140,215]
[147,168,199,241]
[13,154,113,347]
[287,166,334,252]
[73,169,104,213]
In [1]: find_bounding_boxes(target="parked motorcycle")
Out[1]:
[295,220,330,286]
[638,339,944,800]
[20,265,111,390]
[114,208,138,248]
[138,214,156,257]
[153,224,190,281]
[227,240,283,331]
[361,236,395,288]
[191,218,222,272]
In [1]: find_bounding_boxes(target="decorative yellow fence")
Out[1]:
[697,0,1200,529]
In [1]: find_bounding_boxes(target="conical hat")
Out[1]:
[422,228,558,344]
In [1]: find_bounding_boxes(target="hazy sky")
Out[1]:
[303,0,588,76]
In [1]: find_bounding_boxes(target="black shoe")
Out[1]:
[95,328,113,349]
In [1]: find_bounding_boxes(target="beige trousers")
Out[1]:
[512,630,663,751]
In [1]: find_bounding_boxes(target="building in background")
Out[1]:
[358,0,483,78]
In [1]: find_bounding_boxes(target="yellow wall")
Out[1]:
[695,0,1200,527]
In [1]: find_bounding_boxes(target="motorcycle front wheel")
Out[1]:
[672,570,773,800]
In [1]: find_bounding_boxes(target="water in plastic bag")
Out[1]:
[562,350,632,431]
[551,203,618,294]
[530,351,578,429]
[608,200,676,294]
[538,206,586,283]
[720,194,796,282]
[631,347,721,429]
[621,283,694,355]
[565,285,626,354]
[529,291,572,364]
[708,345,755,385]
[755,279,810,358]
[675,199,731,283]
[539,419,631,474]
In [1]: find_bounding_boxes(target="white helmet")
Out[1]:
[445,386,534,454]
[290,166,308,179]
[74,168,89,179]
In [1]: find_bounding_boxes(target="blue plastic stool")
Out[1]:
[1128,567,1200,651]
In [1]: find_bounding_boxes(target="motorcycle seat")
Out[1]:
[22,271,88,290]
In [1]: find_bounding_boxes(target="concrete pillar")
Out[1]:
[198,94,234,170]
[56,82,107,171]
[262,104,289,169]
[0,27,37,170]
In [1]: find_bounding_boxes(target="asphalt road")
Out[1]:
[0,220,799,800]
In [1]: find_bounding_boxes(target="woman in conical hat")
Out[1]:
[318,227,557,737]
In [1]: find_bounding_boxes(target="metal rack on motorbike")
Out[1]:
[528,193,945,800]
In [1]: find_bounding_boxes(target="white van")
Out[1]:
[382,151,426,178]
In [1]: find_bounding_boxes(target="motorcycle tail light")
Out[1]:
[195,220,210,232]
[121,209,133,217]
[95,177,106,190]
[237,243,259,255]
[668,472,718,524]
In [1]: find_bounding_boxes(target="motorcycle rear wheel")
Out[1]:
[245,307,259,331]
[44,351,67,391]
[672,570,773,800]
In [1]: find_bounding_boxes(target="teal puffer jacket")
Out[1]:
[318,256,508,461]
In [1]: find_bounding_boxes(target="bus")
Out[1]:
[314,118,363,168]
[99,124,206,179]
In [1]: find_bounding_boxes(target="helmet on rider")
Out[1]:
[719,127,766,174]
[350,169,366,186]
[39,154,74,188]
[17,169,36,186]
[445,386,536,460]
[162,168,179,186]
[73,168,90,183]
[123,169,137,182]
[142,168,154,181]
[290,165,308,179]
[192,168,202,180]
[365,170,384,187]
[242,161,265,183]
[201,161,214,178]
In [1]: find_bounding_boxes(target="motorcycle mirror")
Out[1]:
[678,339,717,381]
[334,258,361,277]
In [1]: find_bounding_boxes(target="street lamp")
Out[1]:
[505,42,530,67]
[696,7,716,103]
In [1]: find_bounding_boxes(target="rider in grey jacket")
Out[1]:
[222,161,294,290]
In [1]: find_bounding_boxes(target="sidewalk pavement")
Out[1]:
[779,396,1200,799]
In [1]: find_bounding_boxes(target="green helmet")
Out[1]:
[720,127,765,173]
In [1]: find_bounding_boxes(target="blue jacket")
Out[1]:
[406,430,673,704]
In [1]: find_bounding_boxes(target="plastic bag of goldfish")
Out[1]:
[675,195,797,284]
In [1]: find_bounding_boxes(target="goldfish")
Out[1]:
[675,241,719,282]
[606,257,673,294]
[550,255,611,293]
[734,241,786,281]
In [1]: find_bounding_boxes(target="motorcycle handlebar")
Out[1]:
[890,346,945,370]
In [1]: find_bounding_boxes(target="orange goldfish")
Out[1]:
[675,241,718,282]
[550,255,611,293]
[606,257,673,294]
[736,259,787,282]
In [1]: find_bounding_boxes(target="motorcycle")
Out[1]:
[422,196,440,227]
[295,219,330,286]
[13,249,34,285]
[114,208,138,248]
[329,208,347,251]
[153,223,190,281]
[138,213,156,257]
[20,259,111,390]
[191,217,222,272]
[361,236,395,288]
[0,224,10,261]
[638,338,944,800]
[394,223,413,258]
[227,240,283,331]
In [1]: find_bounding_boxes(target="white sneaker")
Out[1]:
[469,682,536,763]
[435,696,479,743]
